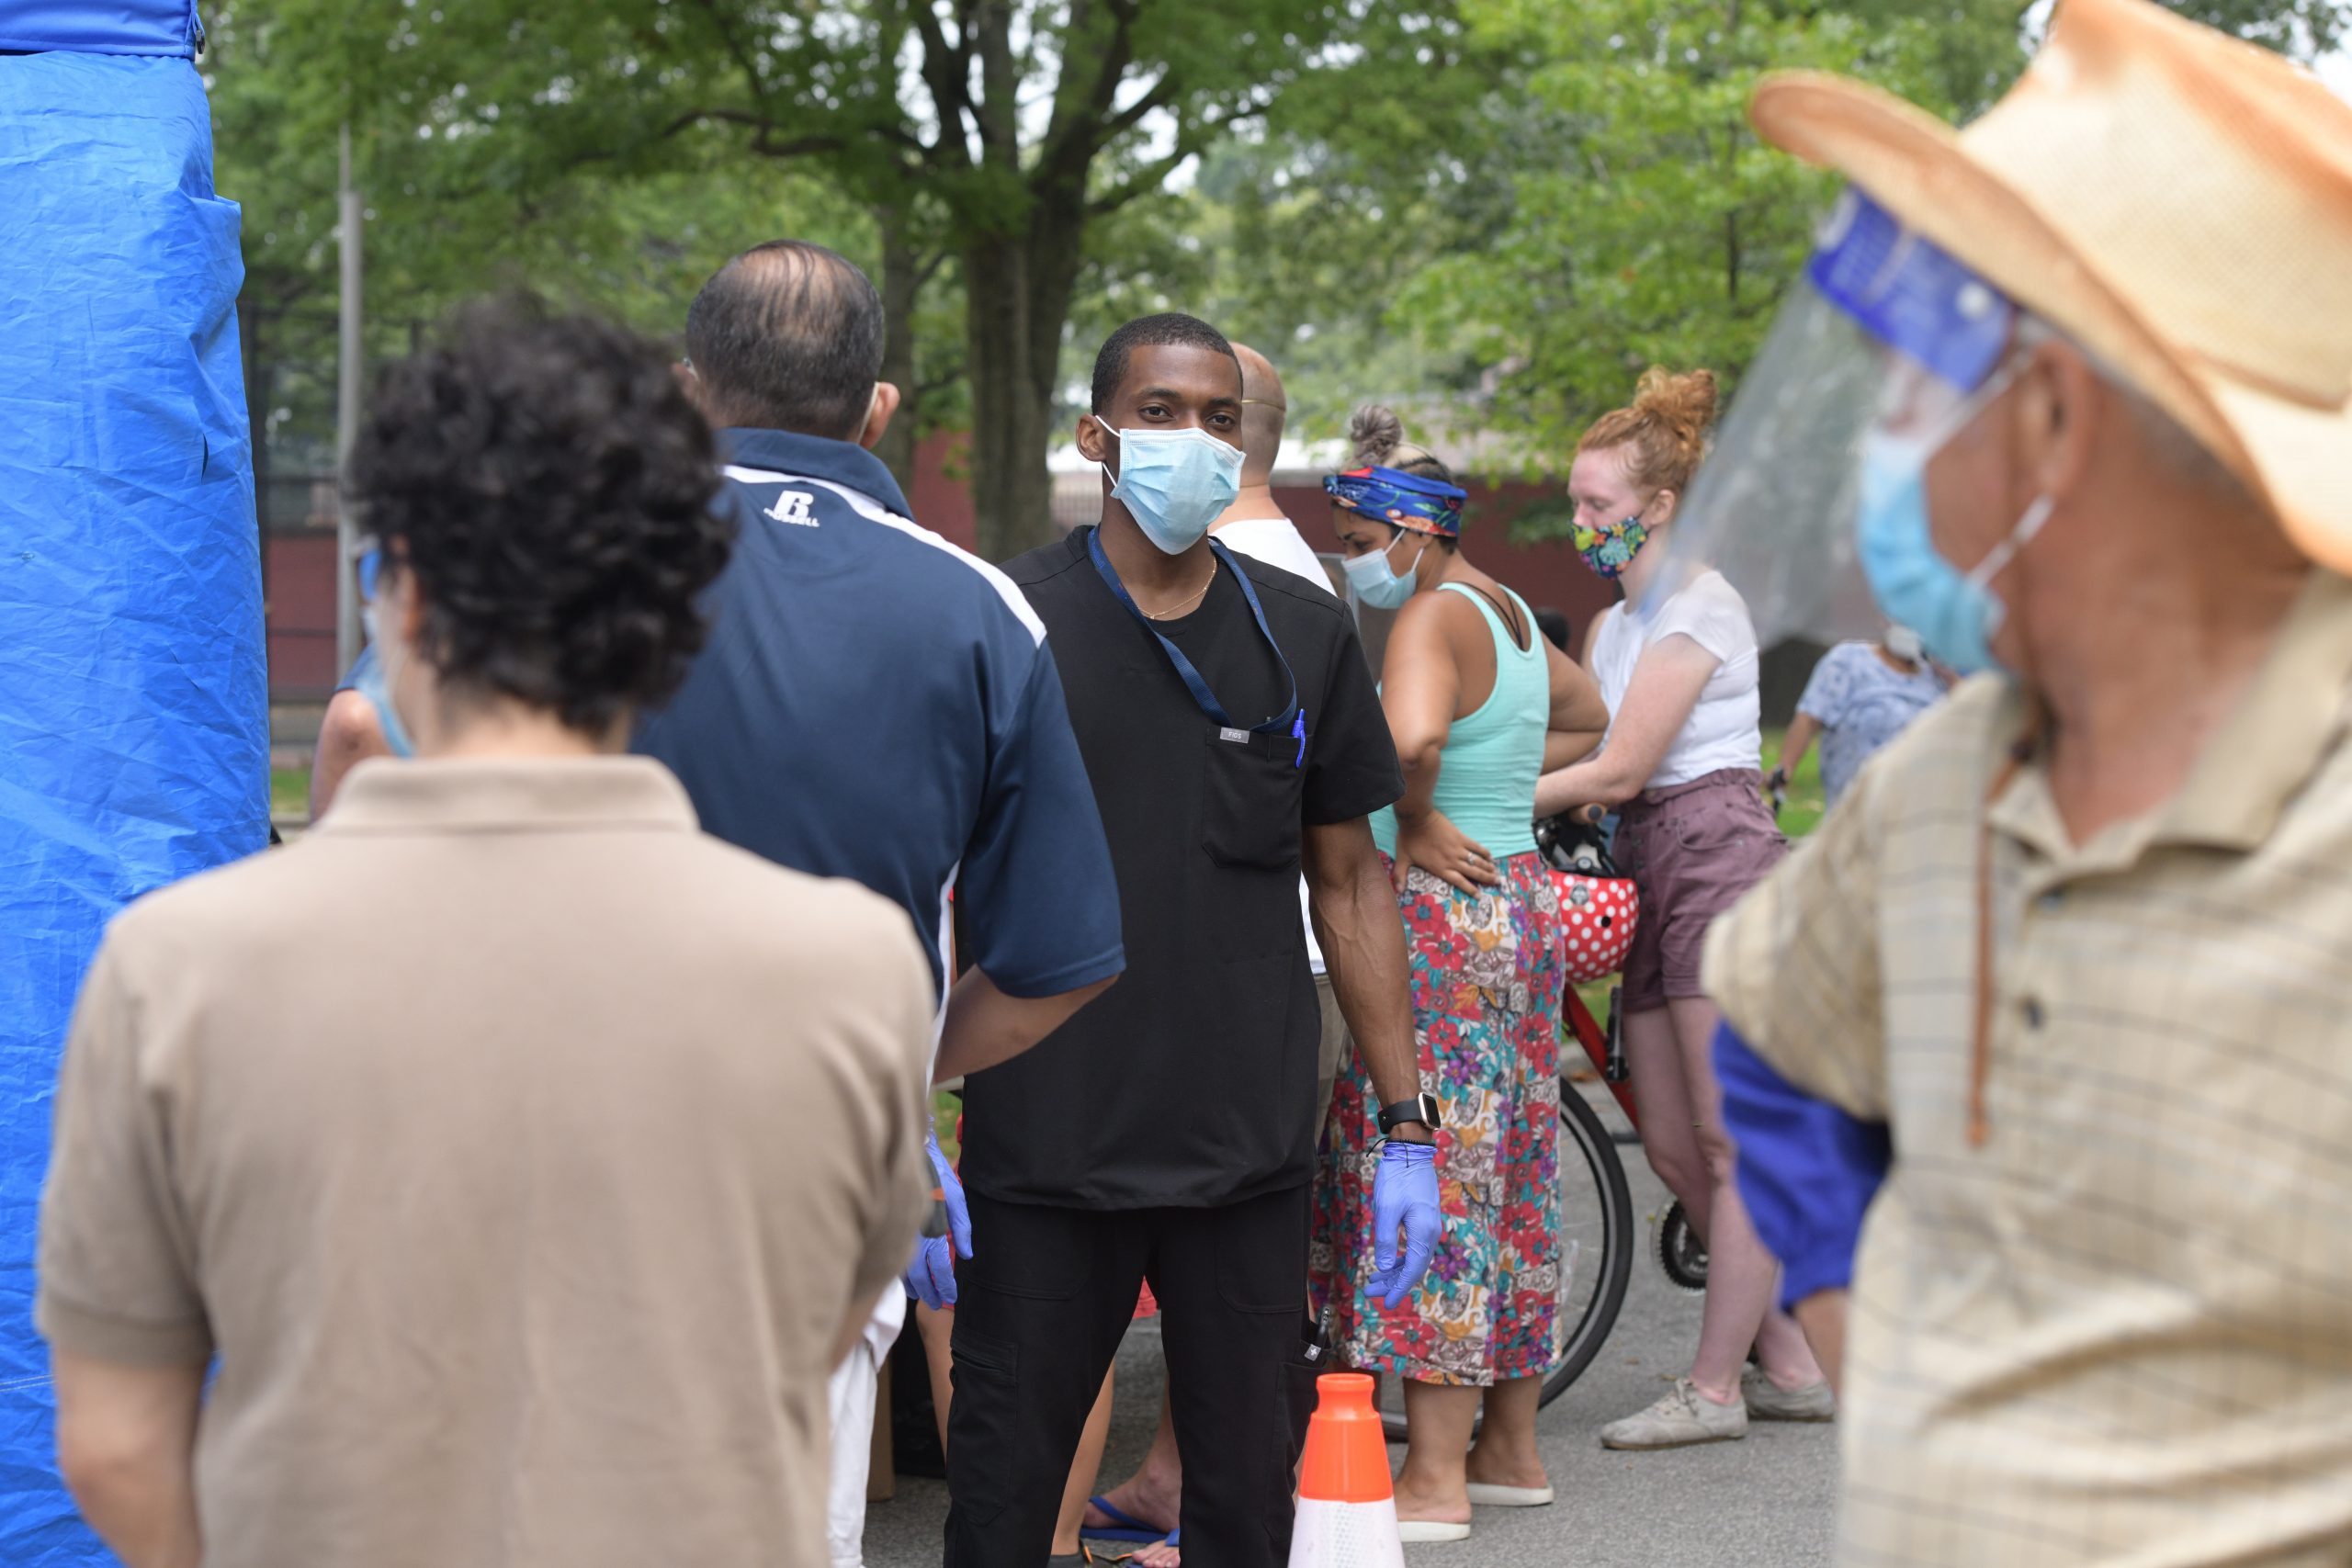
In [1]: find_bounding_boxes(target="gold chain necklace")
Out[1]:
[1141,558,1217,620]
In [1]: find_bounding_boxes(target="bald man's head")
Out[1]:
[1233,344,1286,488]
[684,240,883,438]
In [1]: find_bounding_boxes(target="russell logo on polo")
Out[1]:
[765,490,820,526]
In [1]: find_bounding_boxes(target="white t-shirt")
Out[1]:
[1589,569,1762,790]
[1216,513,1338,596]
[1214,511,1337,975]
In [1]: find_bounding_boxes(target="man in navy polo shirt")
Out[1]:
[633,240,1124,1568]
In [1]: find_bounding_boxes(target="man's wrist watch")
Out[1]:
[1377,1092,1441,1137]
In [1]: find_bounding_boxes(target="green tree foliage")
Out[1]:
[233,0,1384,558]
[1071,9,1536,431]
[207,3,868,477]
[2167,0,2349,50]
[209,0,2347,553]
[1386,0,2021,502]
[1188,0,2344,539]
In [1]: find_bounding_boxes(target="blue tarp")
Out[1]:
[0,1,201,57]
[0,43,265,1564]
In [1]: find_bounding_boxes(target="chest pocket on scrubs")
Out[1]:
[1203,727,1306,871]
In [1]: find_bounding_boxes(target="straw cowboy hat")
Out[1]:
[1749,0,2352,570]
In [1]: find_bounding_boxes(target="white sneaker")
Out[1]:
[1741,1365,1835,1422]
[1598,1378,1748,1450]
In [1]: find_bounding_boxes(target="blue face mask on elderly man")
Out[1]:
[1854,366,2057,676]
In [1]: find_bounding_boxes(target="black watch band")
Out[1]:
[1377,1092,1441,1136]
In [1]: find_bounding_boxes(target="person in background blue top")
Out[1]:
[1768,626,1949,808]
[311,648,390,819]
[632,240,1124,1568]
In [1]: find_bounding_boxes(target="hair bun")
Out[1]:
[1632,367,1719,441]
[1574,364,1721,496]
[1349,403,1406,468]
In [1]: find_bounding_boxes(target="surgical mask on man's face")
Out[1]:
[1099,423,1243,555]
[1855,420,2053,677]
[1340,528,1428,609]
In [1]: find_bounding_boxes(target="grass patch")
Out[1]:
[271,767,311,821]
[1763,725,1828,840]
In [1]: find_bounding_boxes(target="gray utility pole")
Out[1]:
[334,123,364,677]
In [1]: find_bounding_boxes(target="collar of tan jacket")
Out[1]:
[318,756,700,836]
[1986,569,2352,869]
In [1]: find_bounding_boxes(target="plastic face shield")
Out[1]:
[1641,186,2022,644]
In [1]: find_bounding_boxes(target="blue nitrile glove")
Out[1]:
[1368,1139,1442,1309]
[905,1132,973,1311]
[928,1131,972,1261]
[907,1235,957,1310]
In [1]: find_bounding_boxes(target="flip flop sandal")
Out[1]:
[1080,1497,1169,1545]
[1046,1549,1098,1565]
[1112,1528,1179,1564]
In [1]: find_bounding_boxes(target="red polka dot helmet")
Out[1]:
[1553,871,1639,985]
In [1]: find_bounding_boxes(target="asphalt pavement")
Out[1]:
[861,1156,1839,1566]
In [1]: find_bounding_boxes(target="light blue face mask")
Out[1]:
[1856,423,2053,677]
[353,608,417,758]
[1340,528,1428,610]
[1101,423,1243,555]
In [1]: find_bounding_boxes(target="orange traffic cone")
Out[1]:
[1288,1373,1406,1567]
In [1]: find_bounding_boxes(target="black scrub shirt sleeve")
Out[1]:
[1303,610,1404,825]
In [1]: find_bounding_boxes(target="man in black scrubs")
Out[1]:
[946,314,1442,1568]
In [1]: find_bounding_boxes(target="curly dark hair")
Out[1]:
[346,298,732,736]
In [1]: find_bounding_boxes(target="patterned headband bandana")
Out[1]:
[1322,464,1467,538]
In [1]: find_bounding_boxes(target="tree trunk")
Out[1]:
[961,233,1059,562]
[873,202,921,496]
[959,0,1059,564]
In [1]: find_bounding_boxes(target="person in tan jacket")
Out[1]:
[34,299,937,1568]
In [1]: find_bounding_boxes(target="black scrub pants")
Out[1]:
[942,1184,1319,1568]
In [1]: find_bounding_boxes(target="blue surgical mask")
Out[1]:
[1855,428,2052,677]
[354,607,417,758]
[1340,529,1428,609]
[1101,423,1243,555]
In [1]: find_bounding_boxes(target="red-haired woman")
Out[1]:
[1535,368,1832,1450]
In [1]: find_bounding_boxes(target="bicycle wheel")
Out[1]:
[1655,1197,1709,1293]
[1541,1081,1635,1404]
[1375,1080,1634,1439]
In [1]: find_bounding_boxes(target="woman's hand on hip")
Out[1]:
[1390,809,1500,896]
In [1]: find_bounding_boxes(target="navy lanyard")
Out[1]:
[1087,528,1305,762]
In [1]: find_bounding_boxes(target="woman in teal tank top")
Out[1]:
[1308,408,1609,1544]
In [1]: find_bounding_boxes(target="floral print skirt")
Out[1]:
[1310,853,1566,1385]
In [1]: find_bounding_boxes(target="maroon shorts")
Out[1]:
[1611,768,1786,1014]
